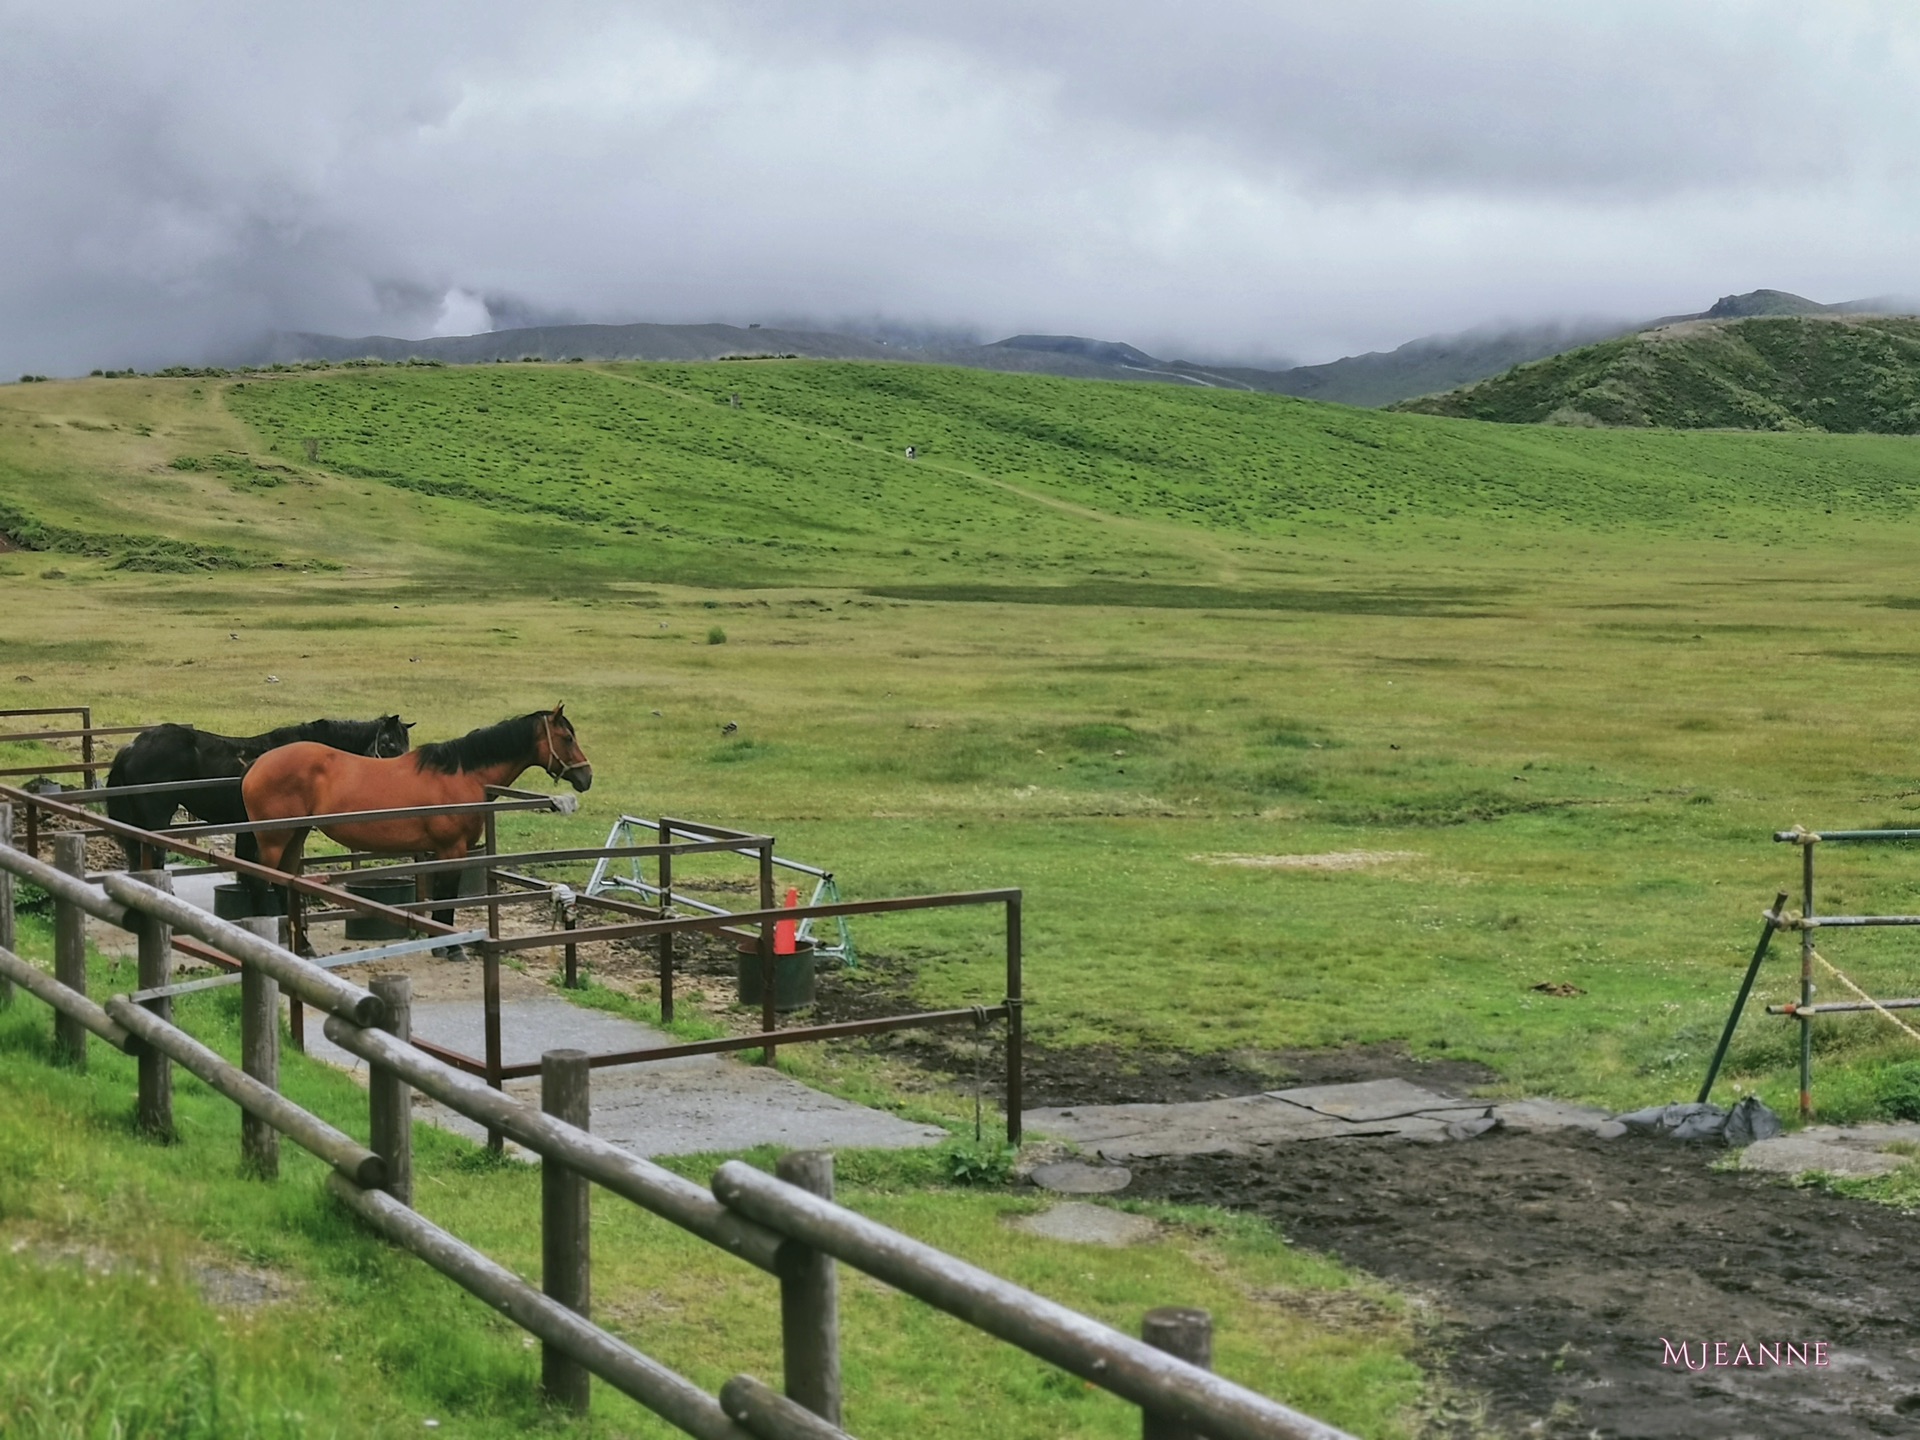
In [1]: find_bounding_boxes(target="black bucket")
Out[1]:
[344,876,416,941]
[736,936,817,1011]
[213,882,285,921]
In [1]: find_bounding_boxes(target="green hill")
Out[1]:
[1392,314,1920,432]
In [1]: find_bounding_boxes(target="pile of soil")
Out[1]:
[1129,1130,1920,1438]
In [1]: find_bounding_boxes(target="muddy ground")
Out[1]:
[1133,1133,1920,1439]
[812,953,1920,1439]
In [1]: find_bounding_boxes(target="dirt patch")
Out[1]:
[806,950,1495,1106]
[1191,850,1423,871]
[1127,1130,1920,1439]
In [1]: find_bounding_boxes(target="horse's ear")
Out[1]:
[553,702,566,718]
[404,721,415,731]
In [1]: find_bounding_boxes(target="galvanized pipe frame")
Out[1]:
[4,783,467,939]
[1754,826,1920,1118]
[463,885,1025,1142]
[0,703,97,789]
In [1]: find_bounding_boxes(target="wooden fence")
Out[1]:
[0,800,1353,1440]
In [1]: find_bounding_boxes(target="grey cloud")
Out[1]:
[2,2,1918,376]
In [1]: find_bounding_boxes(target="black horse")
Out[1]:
[104,716,412,869]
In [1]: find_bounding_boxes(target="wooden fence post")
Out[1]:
[237,915,282,1178]
[368,973,413,1206]
[775,1150,842,1426]
[1141,1307,1213,1440]
[0,801,15,1008]
[52,833,88,1068]
[542,1048,592,1414]
[131,869,175,1140]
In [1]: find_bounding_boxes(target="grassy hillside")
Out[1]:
[8,361,1920,1126]
[1393,315,1920,432]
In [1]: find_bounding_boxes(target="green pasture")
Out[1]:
[6,359,1920,1128]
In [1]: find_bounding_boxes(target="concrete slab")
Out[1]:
[303,993,947,1158]
[1267,1078,1463,1122]
[1030,1161,1132,1195]
[1014,1203,1157,1247]
[1739,1137,1908,1179]
[1023,1094,1359,1160]
[1492,1098,1616,1133]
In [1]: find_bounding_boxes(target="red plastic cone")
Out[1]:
[775,885,799,954]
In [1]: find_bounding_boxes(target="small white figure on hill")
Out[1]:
[905,445,917,459]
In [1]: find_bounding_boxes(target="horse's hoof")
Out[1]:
[439,944,468,963]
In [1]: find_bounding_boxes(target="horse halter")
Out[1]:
[541,714,591,782]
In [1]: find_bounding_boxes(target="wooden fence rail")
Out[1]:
[0,835,1351,1439]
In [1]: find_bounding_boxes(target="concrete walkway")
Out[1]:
[306,995,949,1157]
[1024,1078,1624,1159]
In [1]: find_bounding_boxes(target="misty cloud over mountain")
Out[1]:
[5,2,1919,376]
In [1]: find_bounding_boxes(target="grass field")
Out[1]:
[12,358,1920,1431]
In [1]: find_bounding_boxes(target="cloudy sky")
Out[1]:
[4,1,1918,375]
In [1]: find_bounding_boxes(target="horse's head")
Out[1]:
[372,715,414,759]
[540,704,593,792]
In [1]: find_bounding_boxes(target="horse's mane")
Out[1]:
[415,712,545,775]
[232,717,388,761]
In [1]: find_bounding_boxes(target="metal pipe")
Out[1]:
[1007,894,1023,1147]
[487,1006,1012,1080]
[105,997,385,1187]
[320,1014,784,1271]
[485,889,1024,954]
[1774,828,1920,843]
[323,1174,767,1440]
[99,872,385,1028]
[4,786,458,939]
[0,801,13,1009]
[710,1163,1357,1440]
[158,796,560,840]
[1800,840,1815,1120]
[1768,997,1920,1015]
[1696,891,1789,1104]
[759,840,776,1065]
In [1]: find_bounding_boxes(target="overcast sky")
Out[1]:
[5,1,1919,375]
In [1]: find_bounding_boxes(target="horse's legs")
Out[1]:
[264,828,313,957]
[431,840,474,958]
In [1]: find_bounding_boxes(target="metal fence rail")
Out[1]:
[0,824,1352,1440]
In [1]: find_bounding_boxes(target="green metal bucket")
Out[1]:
[736,936,817,1011]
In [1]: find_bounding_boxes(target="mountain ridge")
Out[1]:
[242,289,1919,410]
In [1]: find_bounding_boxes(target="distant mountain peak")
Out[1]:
[1703,289,1834,320]
[990,334,1161,369]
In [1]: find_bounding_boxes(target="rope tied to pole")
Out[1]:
[1810,947,1920,1047]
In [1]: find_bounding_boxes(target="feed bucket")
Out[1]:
[344,876,416,941]
[213,881,285,920]
[736,935,817,1011]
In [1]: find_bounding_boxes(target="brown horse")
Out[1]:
[241,705,592,952]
